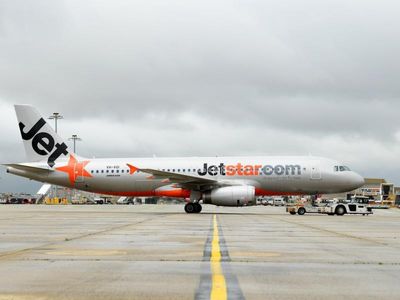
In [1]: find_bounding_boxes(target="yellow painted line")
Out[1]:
[210,214,227,300]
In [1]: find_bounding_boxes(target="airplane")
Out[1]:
[3,105,365,213]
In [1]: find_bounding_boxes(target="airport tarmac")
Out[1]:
[0,205,399,300]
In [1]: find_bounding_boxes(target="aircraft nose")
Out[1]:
[350,172,365,189]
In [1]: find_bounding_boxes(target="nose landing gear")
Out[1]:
[184,202,202,213]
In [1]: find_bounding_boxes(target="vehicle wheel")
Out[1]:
[298,207,306,215]
[194,203,202,213]
[184,203,195,213]
[289,211,296,215]
[335,206,346,216]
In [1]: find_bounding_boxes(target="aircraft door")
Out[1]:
[310,161,322,180]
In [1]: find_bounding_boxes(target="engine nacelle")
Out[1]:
[203,185,256,206]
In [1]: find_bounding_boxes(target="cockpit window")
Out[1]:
[335,166,351,172]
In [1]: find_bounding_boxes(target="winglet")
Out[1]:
[127,163,139,175]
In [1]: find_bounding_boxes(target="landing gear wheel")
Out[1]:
[335,206,346,216]
[297,207,306,215]
[184,203,196,213]
[194,203,202,213]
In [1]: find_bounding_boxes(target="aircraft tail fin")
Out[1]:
[14,105,72,167]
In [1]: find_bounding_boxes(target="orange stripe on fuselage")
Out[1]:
[155,189,191,198]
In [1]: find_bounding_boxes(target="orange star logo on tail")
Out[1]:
[56,154,92,184]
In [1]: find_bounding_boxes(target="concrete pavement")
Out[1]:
[0,205,399,299]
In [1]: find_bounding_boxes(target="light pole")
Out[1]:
[68,134,82,203]
[47,112,63,201]
[48,112,63,133]
[69,134,82,154]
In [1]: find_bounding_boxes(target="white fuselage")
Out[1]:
[7,156,365,198]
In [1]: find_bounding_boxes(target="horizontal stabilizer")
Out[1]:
[3,163,53,173]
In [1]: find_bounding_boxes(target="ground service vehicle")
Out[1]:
[287,203,373,216]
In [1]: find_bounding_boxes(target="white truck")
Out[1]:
[273,197,286,206]
[287,202,373,216]
[116,197,135,205]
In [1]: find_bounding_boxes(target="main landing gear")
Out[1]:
[184,202,202,213]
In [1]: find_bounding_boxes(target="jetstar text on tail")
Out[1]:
[197,163,302,176]
[19,118,69,167]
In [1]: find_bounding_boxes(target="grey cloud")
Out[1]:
[0,0,399,192]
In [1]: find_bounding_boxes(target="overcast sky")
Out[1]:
[0,0,400,193]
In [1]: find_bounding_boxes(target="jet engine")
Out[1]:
[203,185,256,206]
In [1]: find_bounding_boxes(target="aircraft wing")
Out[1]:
[139,167,218,188]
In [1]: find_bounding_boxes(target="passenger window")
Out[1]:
[116,170,119,173]
[106,170,109,173]
[101,170,104,173]
[96,170,99,173]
